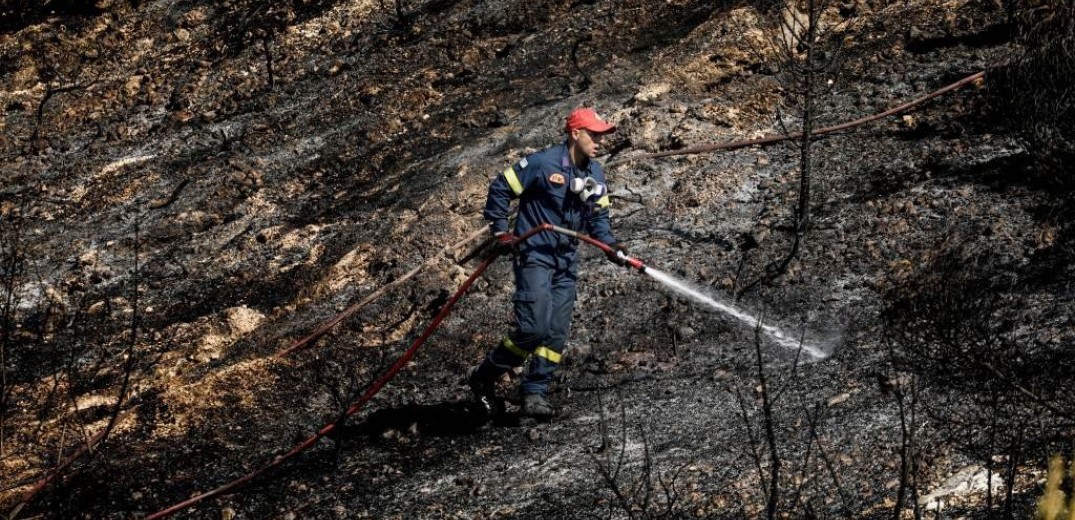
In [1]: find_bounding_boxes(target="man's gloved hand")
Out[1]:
[494,231,517,254]
[605,243,628,266]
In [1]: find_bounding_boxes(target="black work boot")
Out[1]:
[466,366,503,419]
[520,393,557,420]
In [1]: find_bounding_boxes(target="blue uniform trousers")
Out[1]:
[475,253,577,396]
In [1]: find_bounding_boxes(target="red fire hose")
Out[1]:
[11,71,983,519]
[119,72,995,520]
[144,224,644,519]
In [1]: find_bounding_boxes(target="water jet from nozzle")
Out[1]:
[642,267,827,359]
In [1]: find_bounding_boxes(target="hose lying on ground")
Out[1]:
[146,251,501,519]
[606,70,986,167]
[143,224,646,519]
[10,69,986,519]
[275,226,491,358]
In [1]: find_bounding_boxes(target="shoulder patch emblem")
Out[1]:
[548,173,566,185]
[518,158,528,168]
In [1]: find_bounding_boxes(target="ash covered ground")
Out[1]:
[1,0,1073,518]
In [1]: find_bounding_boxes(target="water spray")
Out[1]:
[642,268,826,359]
[62,70,988,519]
[142,224,821,518]
[524,224,825,359]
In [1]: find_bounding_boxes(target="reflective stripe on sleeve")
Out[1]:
[595,195,611,208]
[502,167,524,196]
[533,346,562,364]
[501,337,530,359]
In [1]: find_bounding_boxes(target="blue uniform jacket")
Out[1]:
[484,142,618,265]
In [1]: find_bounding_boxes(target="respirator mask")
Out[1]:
[569,176,607,203]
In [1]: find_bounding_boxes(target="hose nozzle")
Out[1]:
[616,250,646,272]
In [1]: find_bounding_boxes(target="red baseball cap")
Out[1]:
[564,108,616,134]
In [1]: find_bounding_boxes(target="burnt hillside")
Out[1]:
[2,0,1074,518]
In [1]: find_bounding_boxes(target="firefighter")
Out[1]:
[467,107,627,419]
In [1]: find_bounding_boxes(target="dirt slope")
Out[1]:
[1,0,1072,518]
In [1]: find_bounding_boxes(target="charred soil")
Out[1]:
[1,0,1073,518]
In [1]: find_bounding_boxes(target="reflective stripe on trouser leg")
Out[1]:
[507,260,554,352]
[475,337,530,383]
[521,345,563,396]
[487,337,530,368]
[520,259,577,396]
